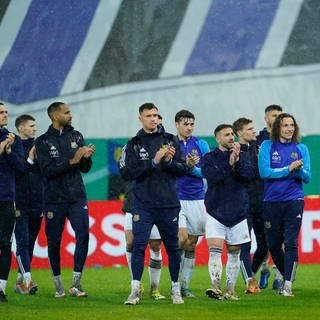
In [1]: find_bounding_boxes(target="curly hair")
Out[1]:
[270,113,300,143]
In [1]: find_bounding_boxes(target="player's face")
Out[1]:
[139,108,159,133]
[19,120,37,139]
[216,127,235,150]
[0,104,8,128]
[279,117,295,142]
[175,118,194,140]
[265,110,282,129]
[56,104,72,127]
[238,123,256,143]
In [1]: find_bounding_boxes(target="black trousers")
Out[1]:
[0,201,15,280]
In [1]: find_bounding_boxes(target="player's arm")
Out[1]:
[296,144,311,183]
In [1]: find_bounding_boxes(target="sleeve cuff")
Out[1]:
[27,157,34,165]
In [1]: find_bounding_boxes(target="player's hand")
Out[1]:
[289,159,303,172]
[0,139,9,155]
[186,153,200,169]
[4,133,15,154]
[229,142,240,166]
[163,146,175,162]
[153,147,168,165]
[83,144,96,158]
[28,145,36,161]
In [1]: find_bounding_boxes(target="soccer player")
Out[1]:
[258,113,310,296]
[233,118,265,294]
[35,102,95,298]
[256,104,283,289]
[119,102,188,305]
[175,110,210,298]
[202,124,255,300]
[123,113,165,300]
[14,115,44,295]
[0,102,25,302]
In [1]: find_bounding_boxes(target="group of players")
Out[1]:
[0,101,95,302]
[0,101,310,305]
[119,103,310,304]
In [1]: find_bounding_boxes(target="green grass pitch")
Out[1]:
[1,265,319,320]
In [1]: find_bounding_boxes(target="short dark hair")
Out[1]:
[15,114,35,130]
[139,102,158,114]
[175,109,195,123]
[265,104,282,113]
[214,124,233,136]
[232,118,252,136]
[270,113,300,143]
[47,102,64,119]
[158,114,162,120]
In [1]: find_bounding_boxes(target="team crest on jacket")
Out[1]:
[15,210,21,217]
[139,147,149,160]
[71,141,78,149]
[47,211,54,219]
[191,149,198,156]
[133,214,140,222]
[291,152,298,159]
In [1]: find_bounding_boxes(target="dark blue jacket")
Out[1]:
[240,143,264,215]
[119,126,188,210]
[256,128,270,147]
[0,128,25,201]
[201,148,255,227]
[35,125,92,204]
[15,138,44,210]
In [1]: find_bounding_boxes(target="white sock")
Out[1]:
[24,272,32,286]
[171,281,180,293]
[0,279,7,293]
[148,249,162,291]
[208,247,223,289]
[131,279,140,294]
[284,280,292,289]
[53,275,64,293]
[71,271,82,288]
[16,272,23,283]
[273,265,282,281]
[226,250,240,293]
[126,248,133,280]
[181,250,195,290]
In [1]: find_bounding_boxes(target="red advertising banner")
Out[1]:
[11,198,320,268]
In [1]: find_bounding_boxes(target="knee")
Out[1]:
[76,232,89,246]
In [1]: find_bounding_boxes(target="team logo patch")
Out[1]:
[133,214,140,222]
[47,211,54,219]
[191,149,198,156]
[139,147,149,160]
[271,151,281,163]
[71,141,78,149]
[265,221,271,229]
[49,145,59,158]
[15,210,21,217]
[291,152,298,159]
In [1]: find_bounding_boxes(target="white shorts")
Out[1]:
[124,212,161,240]
[178,200,206,236]
[205,215,250,245]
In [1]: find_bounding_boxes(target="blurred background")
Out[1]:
[1,0,320,200]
